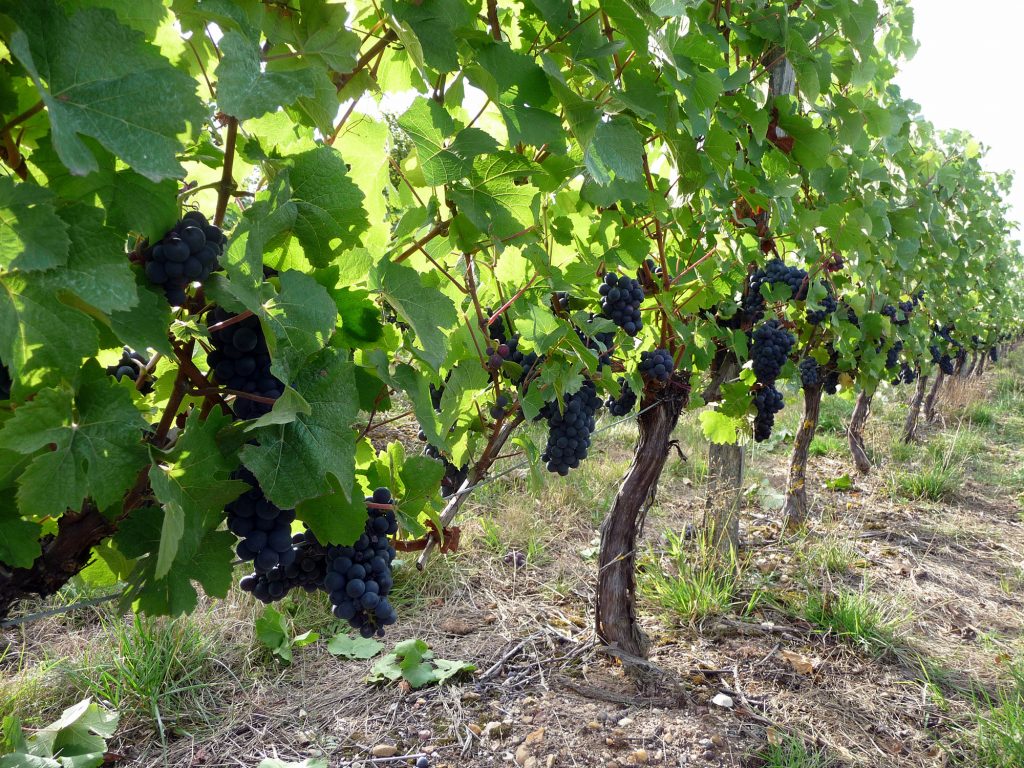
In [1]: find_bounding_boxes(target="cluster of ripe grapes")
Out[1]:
[752,386,785,442]
[599,273,644,336]
[576,317,616,369]
[605,378,637,417]
[930,323,963,375]
[639,348,674,382]
[742,259,808,322]
[206,308,284,420]
[799,357,819,388]
[749,313,795,441]
[0,362,9,400]
[241,529,327,603]
[144,211,226,306]
[324,488,399,638]
[227,468,297,573]
[751,319,794,384]
[106,347,154,394]
[885,339,904,370]
[805,291,837,325]
[881,300,914,327]
[540,381,602,476]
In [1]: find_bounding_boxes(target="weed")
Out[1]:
[796,586,902,656]
[755,737,836,767]
[642,531,761,623]
[965,660,1024,767]
[887,464,962,501]
[808,433,844,457]
[797,536,857,575]
[66,614,218,735]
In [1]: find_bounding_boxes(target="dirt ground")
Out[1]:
[2,362,1023,768]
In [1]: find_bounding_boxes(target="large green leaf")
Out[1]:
[6,0,204,181]
[215,31,323,120]
[0,361,148,518]
[370,260,457,370]
[0,178,69,272]
[242,348,360,509]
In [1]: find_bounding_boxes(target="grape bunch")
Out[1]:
[885,340,903,370]
[742,259,808,321]
[990,347,999,363]
[489,393,511,419]
[430,382,444,411]
[481,308,511,345]
[599,273,644,336]
[227,468,297,573]
[799,358,820,389]
[425,443,469,498]
[891,362,917,386]
[240,529,327,603]
[805,292,837,325]
[840,301,860,327]
[143,211,226,306]
[550,291,571,314]
[324,488,399,638]
[752,385,785,442]
[540,381,602,476]
[0,361,10,400]
[823,369,841,395]
[605,378,637,417]
[206,308,284,420]
[639,348,674,382]
[488,333,541,387]
[751,319,794,384]
[106,347,155,394]
[485,342,512,372]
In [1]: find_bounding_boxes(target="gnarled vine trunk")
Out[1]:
[596,388,687,659]
[847,390,872,474]
[0,504,115,619]
[975,352,987,377]
[923,369,945,423]
[901,372,929,443]
[783,384,823,530]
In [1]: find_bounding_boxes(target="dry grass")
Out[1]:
[4,359,1024,767]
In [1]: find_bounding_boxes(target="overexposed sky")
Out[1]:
[894,0,1024,235]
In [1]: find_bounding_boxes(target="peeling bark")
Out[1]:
[847,390,872,474]
[783,384,823,530]
[923,369,945,423]
[901,372,929,443]
[596,386,687,659]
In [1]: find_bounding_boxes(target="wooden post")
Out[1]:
[702,356,744,555]
[782,384,823,530]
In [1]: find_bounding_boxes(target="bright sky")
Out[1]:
[893,0,1024,236]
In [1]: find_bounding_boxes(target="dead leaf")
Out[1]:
[780,649,817,675]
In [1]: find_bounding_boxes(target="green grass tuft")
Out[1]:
[808,433,844,457]
[756,737,836,768]
[967,660,1024,767]
[797,587,902,656]
[642,531,760,623]
[887,465,962,501]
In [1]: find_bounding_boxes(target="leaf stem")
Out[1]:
[0,101,43,135]
[213,118,238,227]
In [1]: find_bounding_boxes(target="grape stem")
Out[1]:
[394,220,450,264]
[213,117,238,227]
[416,412,525,569]
[207,310,254,333]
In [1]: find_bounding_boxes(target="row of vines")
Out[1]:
[0,0,1021,671]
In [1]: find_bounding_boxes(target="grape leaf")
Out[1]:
[449,153,540,239]
[107,278,175,357]
[326,632,383,660]
[398,455,445,517]
[280,147,369,267]
[41,203,138,315]
[699,410,742,444]
[242,348,359,509]
[215,31,322,120]
[584,117,644,185]
[0,178,70,272]
[117,508,237,616]
[6,0,204,181]
[398,99,496,185]
[0,361,147,518]
[0,502,41,568]
[148,410,246,577]
[263,270,338,382]
[370,261,457,370]
[295,476,367,546]
[0,274,99,391]
[384,0,478,73]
